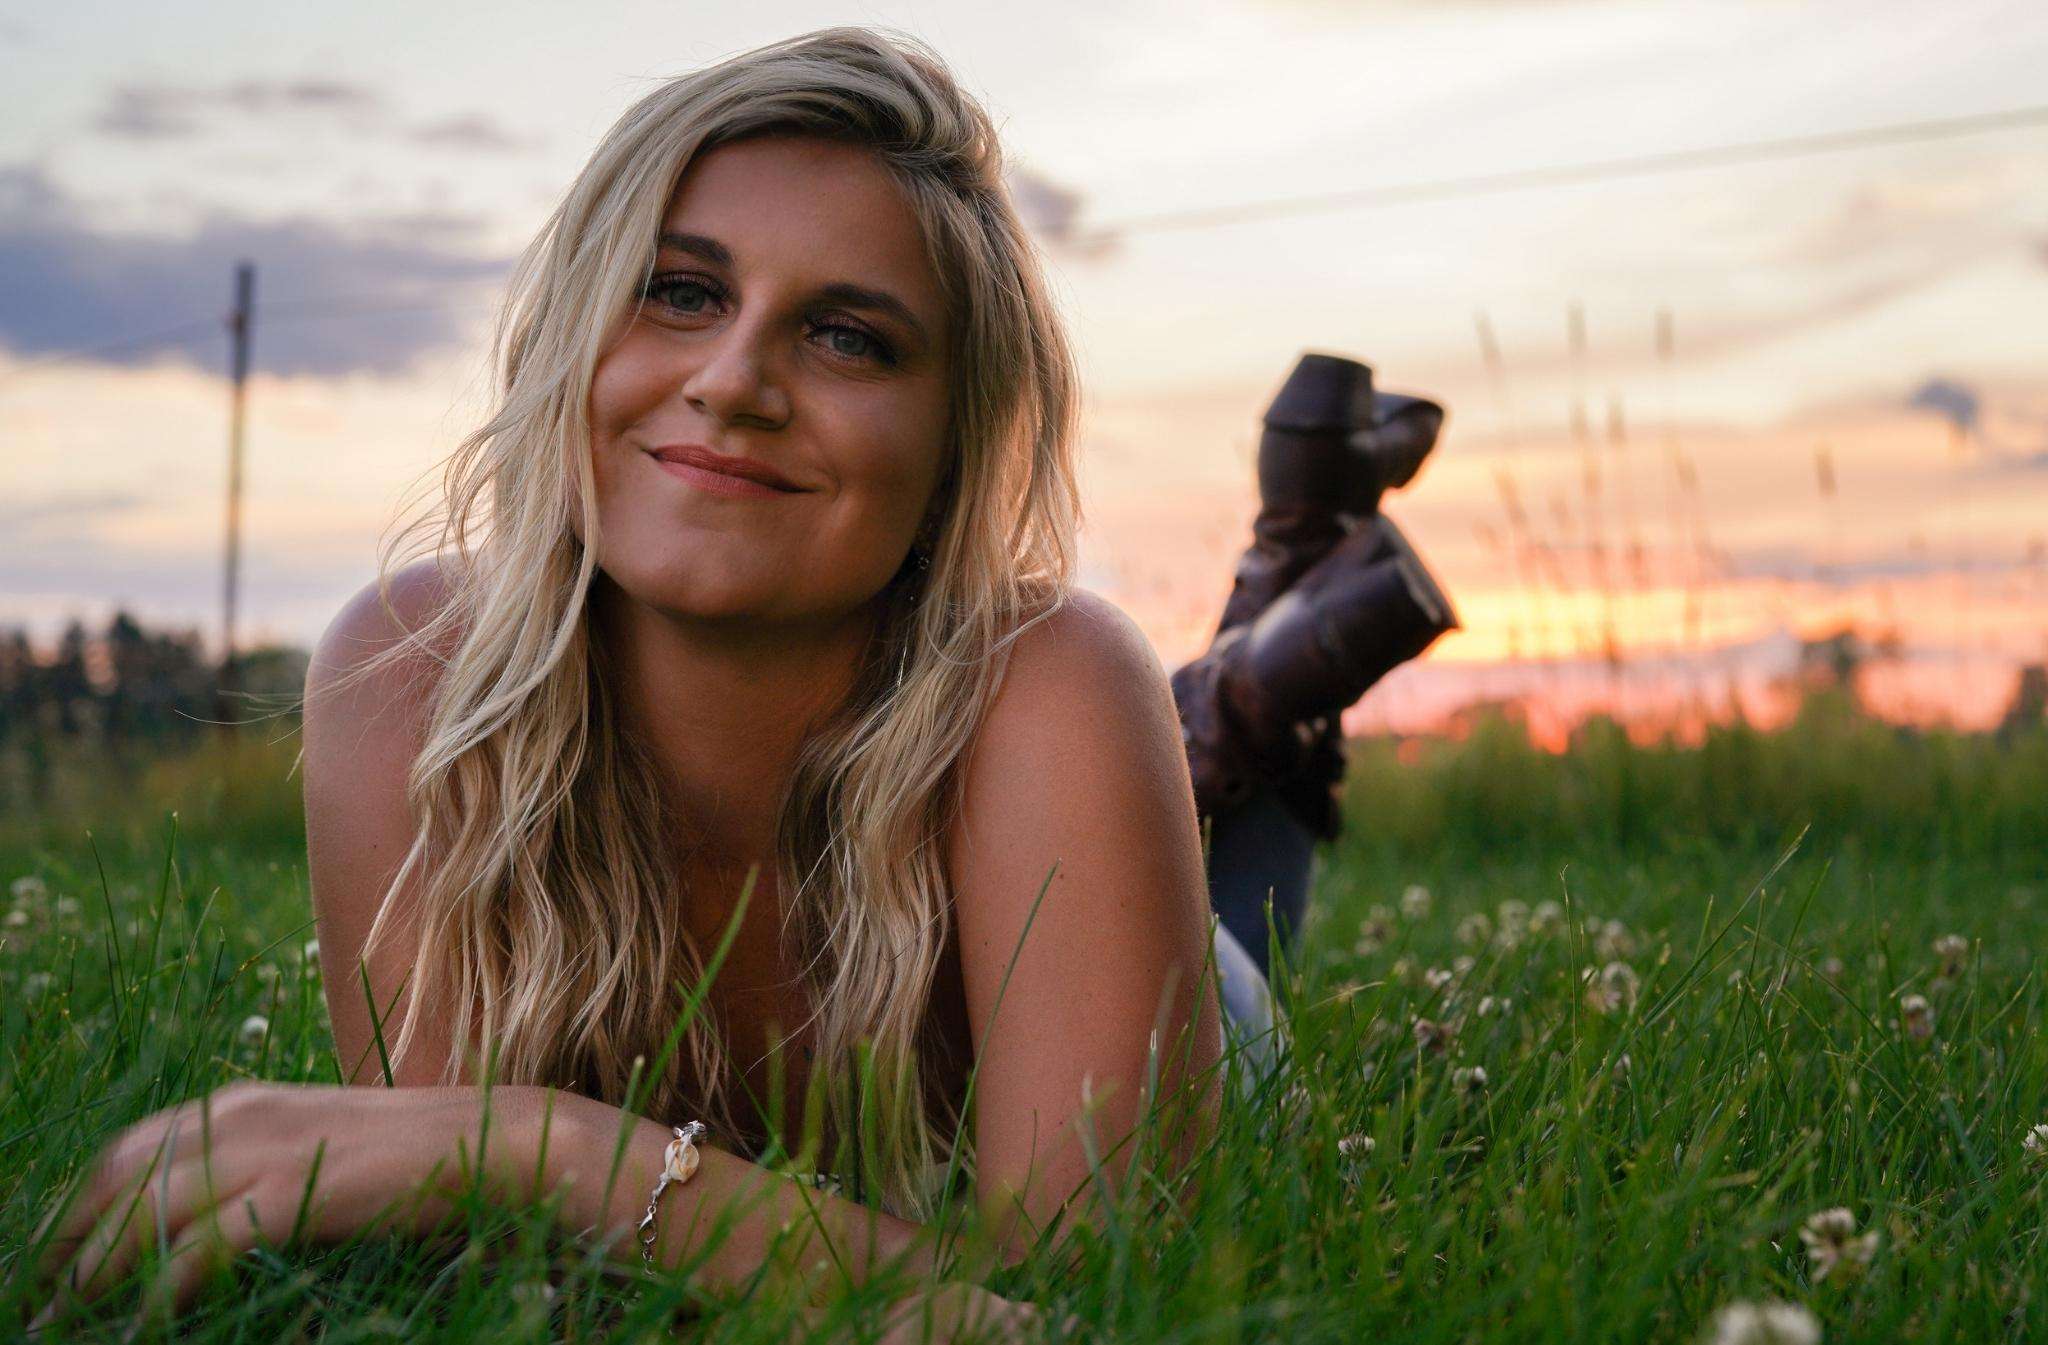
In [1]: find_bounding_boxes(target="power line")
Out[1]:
[1073,101,2048,243]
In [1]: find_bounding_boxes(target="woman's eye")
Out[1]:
[650,279,717,314]
[821,326,879,360]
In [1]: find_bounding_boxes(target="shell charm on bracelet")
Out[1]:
[663,1126,702,1182]
[638,1120,709,1272]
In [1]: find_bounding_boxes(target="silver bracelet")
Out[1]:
[636,1121,708,1274]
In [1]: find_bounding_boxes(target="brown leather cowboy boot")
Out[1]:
[1214,354,1445,636]
[1174,512,1459,825]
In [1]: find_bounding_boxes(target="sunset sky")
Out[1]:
[5,0,2046,734]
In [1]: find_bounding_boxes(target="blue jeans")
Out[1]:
[1205,781,1317,1076]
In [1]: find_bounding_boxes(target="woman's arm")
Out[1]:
[25,1079,1022,1332]
[946,591,1226,1252]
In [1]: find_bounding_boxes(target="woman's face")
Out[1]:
[586,133,953,629]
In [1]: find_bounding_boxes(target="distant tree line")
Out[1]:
[0,612,308,748]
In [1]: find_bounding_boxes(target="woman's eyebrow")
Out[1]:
[657,230,930,344]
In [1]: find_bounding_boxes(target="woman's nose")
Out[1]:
[679,322,790,431]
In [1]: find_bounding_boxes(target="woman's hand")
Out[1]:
[875,1281,1049,1344]
[790,1281,1047,1344]
[28,1080,553,1329]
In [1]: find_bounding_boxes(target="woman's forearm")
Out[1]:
[486,1084,951,1296]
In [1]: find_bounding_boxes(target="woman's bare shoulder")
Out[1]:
[961,585,1187,811]
[988,586,1172,727]
[305,557,466,736]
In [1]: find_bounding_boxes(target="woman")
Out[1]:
[30,25,1452,1337]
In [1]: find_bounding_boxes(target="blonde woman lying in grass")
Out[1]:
[30,23,1456,1339]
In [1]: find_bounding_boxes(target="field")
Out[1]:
[4,694,2046,1342]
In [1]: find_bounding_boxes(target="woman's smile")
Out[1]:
[643,443,810,499]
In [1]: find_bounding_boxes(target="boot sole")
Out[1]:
[1370,514,1461,634]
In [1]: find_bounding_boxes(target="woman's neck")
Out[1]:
[590,574,877,864]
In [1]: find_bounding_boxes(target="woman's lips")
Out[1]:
[644,444,804,499]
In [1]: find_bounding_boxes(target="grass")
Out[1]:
[2,703,2046,1341]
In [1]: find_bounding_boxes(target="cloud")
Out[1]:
[0,165,509,378]
[0,490,147,530]
[1005,164,1119,261]
[408,114,533,153]
[1907,376,1981,437]
[94,79,384,140]
[1721,542,2035,588]
[90,79,533,155]
[1903,375,2048,463]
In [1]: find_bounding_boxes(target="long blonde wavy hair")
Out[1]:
[346,26,1080,1218]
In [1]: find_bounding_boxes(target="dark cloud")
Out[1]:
[95,79,385,141]
[1005,164,1118,261]
[0,165,509,378]
[1902,376,2048,463]
[1907,376,1981,438]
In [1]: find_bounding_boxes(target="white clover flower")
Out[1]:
[1451,1065,1488,1099]
[1477,995,1512,1018]
[2021,1124,2048,1162]
[1451,954,1477,978]
[510,1279,559,1311]
[1423,966,1455,993]
[302,938,321,963]
[3,909,28,929]
[1799,1206,1879,1282]
[1530,900,1565,936]
[1495,899,1530,933]
[1337,1132,1376,1161]
[1455,912,1493,948]
[1612,1053,1632,1078]
[1703,1299,1820,1345]
[1817,956,1845,980]
[1898,993,1934,1041]
[1412,1016,1452,1055]
[1584,961,1641,1014]
[1400,885,1433,921]
[1355,905,1397,953]
[1931,934,1969,977]
[53,895,80,918]
[9,875,47,904]
[1594,920,1637,960]
[239,1014,271,1047]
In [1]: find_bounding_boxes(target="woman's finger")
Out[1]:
[134,1190,269,1327]
[34,1095,224,1283]
[61,1157,240,1306]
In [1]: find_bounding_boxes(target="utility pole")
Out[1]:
[219,261,254,714]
